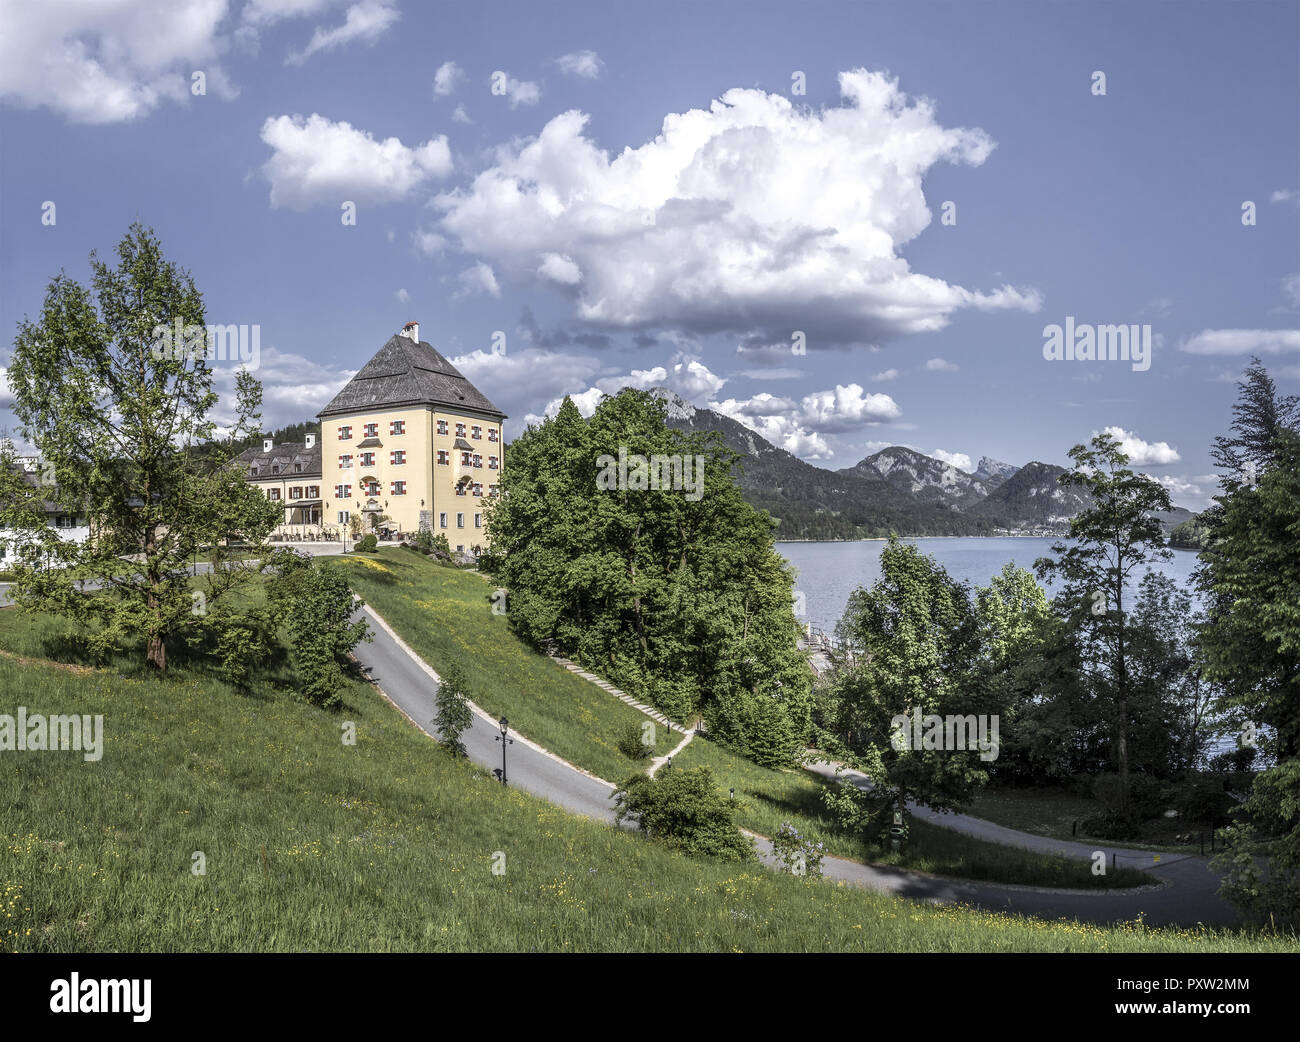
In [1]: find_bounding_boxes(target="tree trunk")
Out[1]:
[147,633,166,672]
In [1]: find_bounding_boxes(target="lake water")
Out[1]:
[776,537,1201,636]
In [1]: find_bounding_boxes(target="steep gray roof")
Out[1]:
[318,334,505,420]
[238,441,322,478]
[2,464,74,514]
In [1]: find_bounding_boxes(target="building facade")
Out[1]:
[315,322,506,551]
[237,436,324,540]
[0,457,89,568]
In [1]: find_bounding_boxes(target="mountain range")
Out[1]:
[651,389,1191,540]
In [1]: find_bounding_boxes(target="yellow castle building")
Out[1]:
[245,322,505,552]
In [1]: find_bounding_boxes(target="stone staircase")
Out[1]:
[549,656,677,729]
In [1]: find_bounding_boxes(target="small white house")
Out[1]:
[0,458,89,569]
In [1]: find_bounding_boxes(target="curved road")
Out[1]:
[352,602,1243,928]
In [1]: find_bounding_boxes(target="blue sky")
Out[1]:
[2,0,1297,509]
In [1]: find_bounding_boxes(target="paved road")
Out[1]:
[352,599,1243,927]
[803,761,1242,927]
[353,605,619,824]
[1,575,1244,927]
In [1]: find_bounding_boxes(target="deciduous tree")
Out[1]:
[0,223,279,671]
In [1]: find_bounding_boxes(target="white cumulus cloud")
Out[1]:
[286,0,399,65]
[932,449,973,471]
[260,113,452,208]
[210,343,354,430]
[926,357,960,372]
[455,262,501,298]
[492,73,540,108]
[434,61,464,97]
[1098,426,1181,465]
[0,0,237,123]
[556,51,605,78]
[713,383,900,460]
[1181,329,1300,355]
[1152,473,1222,510]
[435,69,1041,348]
[450,346,604,436]
[538,253,583,285]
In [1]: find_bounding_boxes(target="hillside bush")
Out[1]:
[614,766,754,862]
[265,550,371,708]
[616,721,654,761]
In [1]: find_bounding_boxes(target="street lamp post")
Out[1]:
[495,716,513,785]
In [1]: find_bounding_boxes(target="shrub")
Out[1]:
[1175,775,1235,827]
[1079,809,1141,841]
[355,533,378,553]
[208,606,276,692]
[1129,775,1176,820]
[616,721,654,761]
[743,696,802,769]
[265,550,372,708]
[771,821,826,878]
[820,776,895,844]
[613,766,754,862]
[704,689,802,769]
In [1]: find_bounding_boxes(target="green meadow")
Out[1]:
[0,567,1293,952]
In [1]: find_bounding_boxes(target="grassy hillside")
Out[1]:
[334,549,680,779]
[0,604,1293,952]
